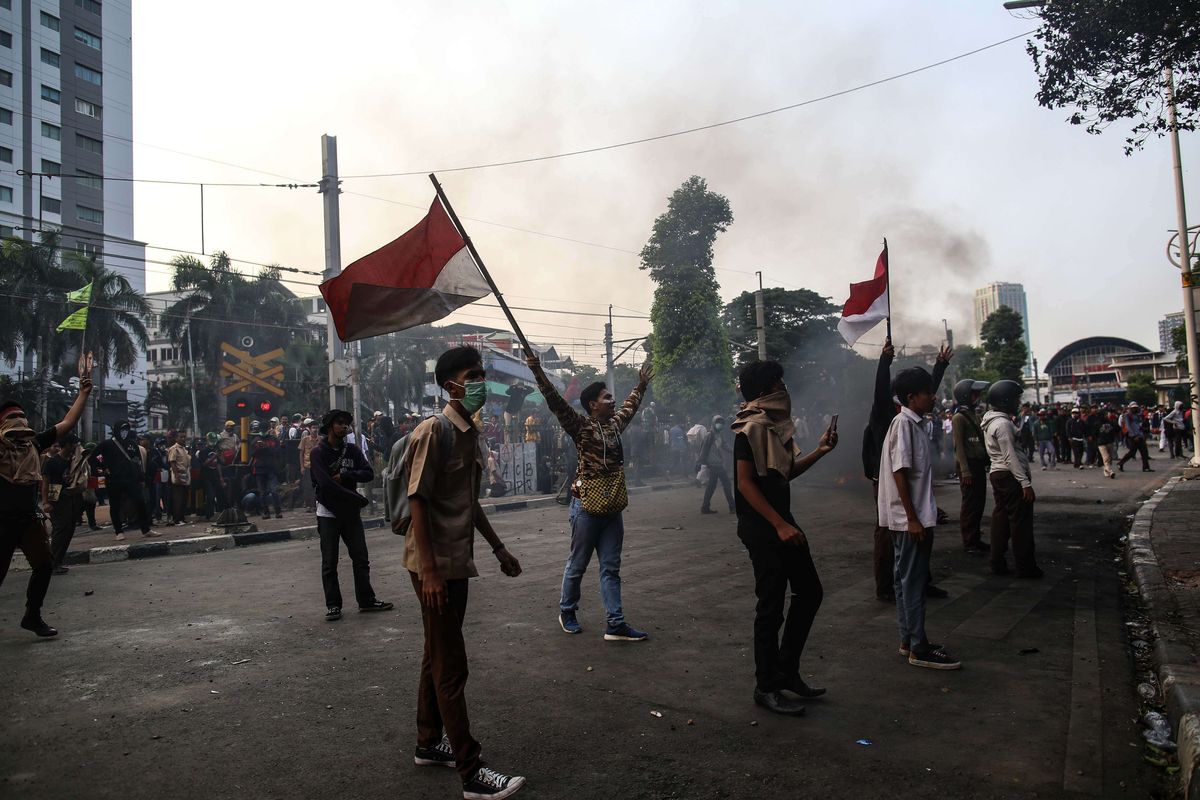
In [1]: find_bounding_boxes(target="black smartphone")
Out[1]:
[831,414,839,431]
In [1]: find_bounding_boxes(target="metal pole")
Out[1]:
[1032,357,1039,404]
[755,271,767,361]
[200,183,206,255]
[1166,68,1200,465]
[605,305,615,393]
[185,314,200,436]
[320,134,344,411]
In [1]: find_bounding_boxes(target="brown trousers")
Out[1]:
[989,470,1037,574]
[959,460,988,546]
[0,516,54,612]
[409,572,482,783]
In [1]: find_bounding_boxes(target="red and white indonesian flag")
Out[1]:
[319,198,491,341]
[837,247,889,345]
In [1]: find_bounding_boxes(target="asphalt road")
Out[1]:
[0,461,1178,799]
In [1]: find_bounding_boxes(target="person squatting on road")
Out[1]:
[528,353,654,642]
[697,414,735,515]
[950,379,991,555]
[0,376,92,637]
[731,360,838,715]
[402,346,526,800]
[878,367,962,671]
[43,432,89,574]
[863,340,952,602]
[311,409,393,622]
[982,380,1043,579]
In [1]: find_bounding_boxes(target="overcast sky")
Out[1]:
[130,1,1197,370]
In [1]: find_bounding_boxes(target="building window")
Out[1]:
[0,186,11,203]
[76,205,103,224]
[39,11,59,31]
[75,98,101,119]
[0,70,12,87]
[76,133,103,155]
[0,30,11,48]
[76,170,102,190]
[40,48,59,67]
[0,146,11,163]
[0,225,13,238]
[0,1,11,11]
[74,28,101,50]
[40,159,60,175]
[73,64,102,87]
[41,85,61,104]
[41,196,61,214]
[147,349,157,363]
[41,121,60,140]
[77,240,101,258]
[75,0,101,13]
[0,107,10,125]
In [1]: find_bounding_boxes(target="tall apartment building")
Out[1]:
[973,282,1033,374]
[1160,311,1184,353]
[0,0,145,404]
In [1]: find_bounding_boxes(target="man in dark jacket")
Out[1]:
[311,409,392,621]
[93,421,159,540]
[250,421,282,519]
[698,414,735,514]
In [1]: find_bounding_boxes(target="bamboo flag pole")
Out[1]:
[429,173,533,356]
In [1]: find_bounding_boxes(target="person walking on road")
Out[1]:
[697,414,735,514]
[1034,411,1057,470]
[401,346,526,799]
[94,421,159,541]
[983,380,1043,579]
[731,360,838,714]
[1066,409,1087,469]
[878,367,961,670]
[1117,403,1154,473]
[311,409,392,622]
[43,433,89,574]
[950,379,991,554]
[527,353,654,642]
[0,375,93,637]
[1096,410,1120,479]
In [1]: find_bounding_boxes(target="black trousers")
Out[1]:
[959,460,988,546]
[1070,440,1085,468]
[108,483,151,534]
[1119,436,1151,469]
[317,514,377,609]
[50,493,82,567]
[701,464,734,511]
[0,516,53,612]
[202,472,226,517]
[740,532,823,692]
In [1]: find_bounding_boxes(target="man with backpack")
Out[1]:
[950,379,990,554]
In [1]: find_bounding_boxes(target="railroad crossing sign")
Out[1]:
[219,343,285,397]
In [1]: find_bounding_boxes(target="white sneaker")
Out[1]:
[463,766,526,799]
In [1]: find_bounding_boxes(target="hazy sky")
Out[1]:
[130,1,1197,370]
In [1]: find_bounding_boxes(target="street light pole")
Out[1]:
[754,271,767,361]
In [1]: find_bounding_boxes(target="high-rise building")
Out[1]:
[974,282,1033,374]
[1160,311,1184,353]
[0,0,145,406]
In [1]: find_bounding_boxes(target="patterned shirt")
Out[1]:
[538,377,644,480]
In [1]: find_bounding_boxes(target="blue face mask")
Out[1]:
[450,380,488,414]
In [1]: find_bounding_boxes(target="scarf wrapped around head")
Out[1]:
[0,413,44,485]
[730,390,797,477]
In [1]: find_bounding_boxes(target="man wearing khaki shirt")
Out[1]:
[403,346,525,800]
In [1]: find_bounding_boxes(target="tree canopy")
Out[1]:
[1027,0,1200,153]
[980,306,1028,383]
[722,287,840,368]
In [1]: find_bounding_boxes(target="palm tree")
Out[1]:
[358,327,440,415]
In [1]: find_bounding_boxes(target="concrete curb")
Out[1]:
[17,481,690,571]
[1124,475,1200,798]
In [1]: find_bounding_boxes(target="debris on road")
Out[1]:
[856,739,873,746]
[650,710,663,718]
[1018,647,1039,655]
[231,659,252,665]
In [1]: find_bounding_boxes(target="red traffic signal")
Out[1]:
[234,398,249,410]
[259,400,273,413]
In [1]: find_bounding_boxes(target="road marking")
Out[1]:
[950,576,1058,640]
[1062,578,1103,796]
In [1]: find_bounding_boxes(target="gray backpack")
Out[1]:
[384,413,454,535]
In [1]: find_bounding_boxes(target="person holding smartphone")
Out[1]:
[731,360,838,716]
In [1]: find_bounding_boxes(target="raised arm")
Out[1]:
[54,378,93,440]
[871,340,895,418]
[613,363,653,433]
[932,345,953,393]
[527,356,585,439]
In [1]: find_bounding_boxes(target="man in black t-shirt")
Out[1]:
[731,360,837,717]
[0,378,93,637]
[43,433,89,573]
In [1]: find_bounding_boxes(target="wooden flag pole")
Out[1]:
[883,237,892,342]
[429,173,533,356]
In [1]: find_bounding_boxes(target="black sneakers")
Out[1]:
[20,614,57,637]
[908,645,962,670]
[414,734,456,768]
[359,600,394,612]
[752,688,806,716]
[462,766,526,799]
[325,606,342,621]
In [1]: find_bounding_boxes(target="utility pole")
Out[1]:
[1166,68,1200,466]
[185,313,200,436]
[1032,356,1039,404]
[754,271,766,361]
[320,134,349,414]
[605,304,615,394]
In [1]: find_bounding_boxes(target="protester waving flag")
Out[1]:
[837,243,890,345]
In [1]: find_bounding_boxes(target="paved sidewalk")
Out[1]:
[1127,473,1200,798]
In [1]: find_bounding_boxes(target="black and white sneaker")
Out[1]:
[325,606,342,621]
[908,645,962,670]
[463,766,526,799]
[414,734,456,768]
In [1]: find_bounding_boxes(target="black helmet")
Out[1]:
[986,380,1023,416]
[952,379,990,407]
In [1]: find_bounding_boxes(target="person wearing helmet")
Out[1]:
[950,379,991,554]
[1117,403,1153,473]
[982,380,1042,579]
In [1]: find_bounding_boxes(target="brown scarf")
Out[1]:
[730,390,797,477]
[0,416,44,486]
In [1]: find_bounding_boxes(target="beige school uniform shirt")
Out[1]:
[401,403,485,580]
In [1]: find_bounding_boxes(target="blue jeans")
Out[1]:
[892,528,934,649]
[561,497,625,627]
[256,473,280,515]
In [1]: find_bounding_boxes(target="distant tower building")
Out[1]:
[974,282,1032,375]
[1160,311,1184,353]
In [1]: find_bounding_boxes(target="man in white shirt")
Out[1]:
[982,380,1042,579]
[878,367,961,671]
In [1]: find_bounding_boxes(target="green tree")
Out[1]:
[980,306,1028,383]
[953,344,1001,384]
[147,379,195,433]
[1025,0,1200,153]
[357,327,441,416]
[1172,324,1188,369]
[640,176,735,416]
[722,287,840,368]
[1125,371,1157,406]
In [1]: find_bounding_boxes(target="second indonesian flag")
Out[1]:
[837,246,890,345]
[320,198,491,341]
